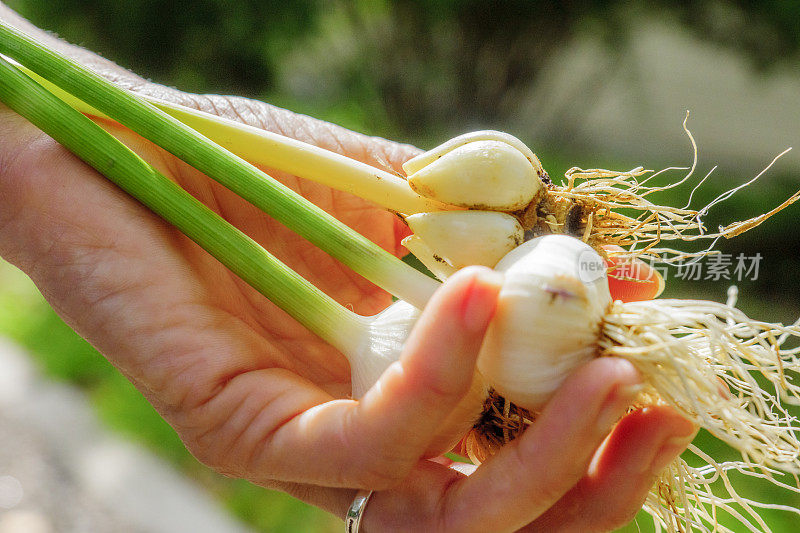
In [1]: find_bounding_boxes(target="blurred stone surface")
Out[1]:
[0,338,253,533]
[516,19,800,176]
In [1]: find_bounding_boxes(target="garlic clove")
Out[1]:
[406,211,524,269]
[401,235,457,281]
[407,140,544,211]
[477,235,611,410]
[402,130,544,177]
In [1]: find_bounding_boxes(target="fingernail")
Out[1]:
[596,382,643,431]
[653,270,665,298]
[460,269,503,332]
[648,428,698,474]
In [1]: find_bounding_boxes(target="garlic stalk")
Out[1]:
[0,22,439,309]
[0,55,481,456]
[5,60,449,216]
[0,25,552,288]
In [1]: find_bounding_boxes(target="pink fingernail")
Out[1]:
[461,270,503,332]
[595,382,643,431]
[649,430,697,474]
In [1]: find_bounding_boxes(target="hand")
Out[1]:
[0,5,691,531]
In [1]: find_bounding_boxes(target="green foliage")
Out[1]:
[7,0,321,96]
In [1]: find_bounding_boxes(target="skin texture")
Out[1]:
[0,5,693,531]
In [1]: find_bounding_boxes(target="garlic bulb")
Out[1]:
[401,131,548,277]
[406,140,544,211]
[477,235,611,410]
[406,211,523,269]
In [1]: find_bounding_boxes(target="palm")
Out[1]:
[144,106,411,396]
[164,147,401,395]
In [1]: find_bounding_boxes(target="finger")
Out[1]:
[529,405,697,532]
[270,461,465,532]
[361,265,502,455]
[604,247,664,302]
[245,267,502,488]
[282,409,693,532]
[440,357,642,532]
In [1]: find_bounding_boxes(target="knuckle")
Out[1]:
[353,451,413,490]
[597,503,643,531]
[413,366,471,402]
[535,483,567,509]
[184,431,247,479]
[179,414,244,478]
[184,436,223,470]
[342,405,415,489]
[354,468,404,491]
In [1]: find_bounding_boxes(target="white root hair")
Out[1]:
[541,114,798,264]
[458,117,800,531]
[602,299,800,471]
[600,298,800,532]
[642,448,800,533]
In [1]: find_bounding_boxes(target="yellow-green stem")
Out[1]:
[12,60,447,216]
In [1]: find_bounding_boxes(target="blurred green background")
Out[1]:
[1,0,799,531]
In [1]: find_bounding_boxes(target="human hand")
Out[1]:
[0,5,691,531]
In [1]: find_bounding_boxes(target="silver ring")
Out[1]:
[345,489,374,533]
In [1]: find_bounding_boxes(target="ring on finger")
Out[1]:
[345,489,374,532]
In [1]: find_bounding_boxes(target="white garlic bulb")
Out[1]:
[477,235,611,410]
[406,140,544,211]
[406,211,524,269]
